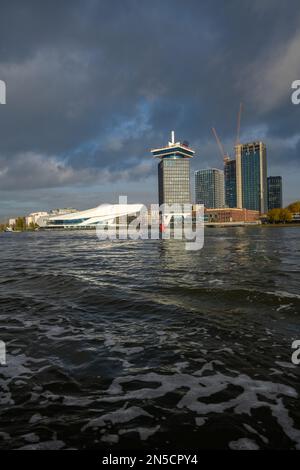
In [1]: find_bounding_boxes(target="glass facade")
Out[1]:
[195,169,225,209]
[242,148,261,211]
[236,142,267,213]
[152,146,194,158]
[224,159,237,208]
[151,134,195,208]
[158,157,190,206]
[50,218,88,225]
[267,176,282,209]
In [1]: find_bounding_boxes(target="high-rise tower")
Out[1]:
[235,141,267,213]
[195,168,225,209]
[151,131,195,206]
[224,159,237,208]
[267,176,282,210]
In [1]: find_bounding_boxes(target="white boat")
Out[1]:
[4,227,21,232]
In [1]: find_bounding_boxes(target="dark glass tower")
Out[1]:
[235,141,267,213]
[224,159,237,208]
[151,131,194,206]
[267,176,282,210]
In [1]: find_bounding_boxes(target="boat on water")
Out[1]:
[4,227,21,232]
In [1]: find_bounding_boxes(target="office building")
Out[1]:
[224,158,237,208]
[267,176,282,210]
[151,131,194,206]
[195,168,225,209]
[205,208,260,224]
[235,141,267,213]
[8,218,17,227]
[25,211,49,227]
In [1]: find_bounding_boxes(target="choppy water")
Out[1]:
[0,227,300,450]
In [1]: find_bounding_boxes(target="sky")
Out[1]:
[0,0,300,220]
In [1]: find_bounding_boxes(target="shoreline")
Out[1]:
[1,223,300,233]
[205,223,300,228]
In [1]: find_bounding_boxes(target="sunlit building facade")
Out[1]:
[46,204,143,228]
[195,168,225,209]
[235,141,267,213]
[151,131,194,207]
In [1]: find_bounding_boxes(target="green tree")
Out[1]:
[15,217,26,231]
[28,221,38,230]
[279,208,292,223]
[267,208,281,224]
[287,201,300,213]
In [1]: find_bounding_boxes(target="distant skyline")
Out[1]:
[1,0,300,219]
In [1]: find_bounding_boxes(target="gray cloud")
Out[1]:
[0,0,300,217]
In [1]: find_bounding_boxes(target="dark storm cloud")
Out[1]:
[0,0,300,204]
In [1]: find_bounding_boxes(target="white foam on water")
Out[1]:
[243,423,268,444]
[23,433,40,443]
[195,417,206,427]
[104,334,117,347]
[229,438,259,450]
[29,413,43,424]
[119,425,160,441]
[63,395,94,407]
[276,304,293,312]
[99,367,300,448]
[18,440,65,450]
[82,406,153,431]
[214,348,234,355]
[101,434,119,444]
[267,290,300,300]
[208,279,224,286]
[110,346,144,356]
[269,368,283,376]
[0,353,37,406]
[173,362,189,372]
[0,353,31,379]
[275,361,296,369]
[194,360,224,376]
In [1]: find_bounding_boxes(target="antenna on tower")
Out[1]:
[168,130,176,147]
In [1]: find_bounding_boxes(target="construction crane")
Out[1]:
[212,102,243,163]
[235,102,243,147]
[211,127,230,163]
